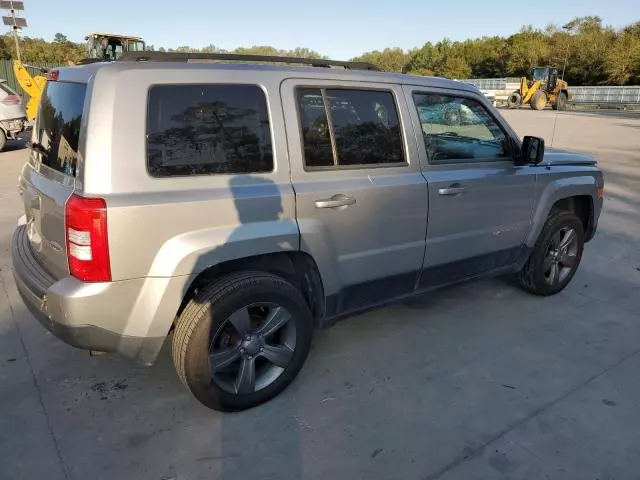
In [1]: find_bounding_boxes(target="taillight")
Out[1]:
[65,194,111,282]
[1,94,22,105]
[47,70,59,81]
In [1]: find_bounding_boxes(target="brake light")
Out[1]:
[1,94,21,105]
[47,70,59,81]
[65,194,111,282]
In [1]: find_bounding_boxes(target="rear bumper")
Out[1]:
[11,225,166,364]
[1,117,27,136]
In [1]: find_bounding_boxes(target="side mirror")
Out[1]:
[522,136,545,165]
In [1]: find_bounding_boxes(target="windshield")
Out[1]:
[533,68,548,81]
[34,81,87,177]
[129,40,146,52]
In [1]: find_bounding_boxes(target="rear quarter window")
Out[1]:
[146,84,273,177]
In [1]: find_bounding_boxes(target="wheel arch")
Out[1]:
[526,177,598,248]
[551,195,593,238]
[178,251,326,328]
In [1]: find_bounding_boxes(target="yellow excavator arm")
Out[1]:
[521,77,542,104]
[13,60,47,122]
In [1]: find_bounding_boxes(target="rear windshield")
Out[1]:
[35,81,87,177]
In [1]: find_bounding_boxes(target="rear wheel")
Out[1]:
[507,92,522,109]
[172,271,313,412]
[0,130,6,152]
[552,92,567,111]
[530,90,547,110]
[517,211,584,296]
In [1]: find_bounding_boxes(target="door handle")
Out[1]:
[315,194,356,209]
[438,184,466,196]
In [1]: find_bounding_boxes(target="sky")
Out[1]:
[10,0,640,60]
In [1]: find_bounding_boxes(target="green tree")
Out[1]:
[604,30,640,84]
[505,26,549,76]
[351,48,409,72]
[53,33,68,44]
[405,39,471,78]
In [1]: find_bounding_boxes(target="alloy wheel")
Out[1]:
[543,227,579,286]
[209,303,296,394]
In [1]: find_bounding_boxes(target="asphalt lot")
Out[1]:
[1,109,639,480]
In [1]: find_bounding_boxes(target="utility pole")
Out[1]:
[561,43,569,81]
[561,23,573,81]
[1,1,27,63]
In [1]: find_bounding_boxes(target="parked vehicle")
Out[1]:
[12,53,604,411]
[0,79,27,151]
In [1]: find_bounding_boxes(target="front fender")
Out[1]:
[525,174,599,247]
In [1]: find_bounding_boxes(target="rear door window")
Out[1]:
[35,81,87,177]
[296,87,405,168]
[146,84,273,177]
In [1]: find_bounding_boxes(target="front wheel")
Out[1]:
[517,211,584,296]
[552,92,567,111]
[0,130,6,152]
[530,90,547,110]
[172,271,313,411]
[507,92,522,109]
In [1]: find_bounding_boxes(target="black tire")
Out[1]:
[507,92,522,109]
[0,130,6,152]
[552,92,567,111]
[172,271,313,412]
[530,90,547,110]
[517,211,584,296]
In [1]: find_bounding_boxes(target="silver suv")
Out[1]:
[12,53,604,411]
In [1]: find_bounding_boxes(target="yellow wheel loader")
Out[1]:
[13,33,145,121]
[506,67,572,111]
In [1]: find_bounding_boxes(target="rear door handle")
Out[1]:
[438,184,466,196]
[315,194,356,209]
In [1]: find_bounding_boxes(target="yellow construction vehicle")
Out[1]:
[13,33,145,121]
[506,67,572,111]
[84,33,146,61]
[13,61,47,121]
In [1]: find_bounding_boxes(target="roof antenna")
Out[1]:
[550,109,559,148]
[546,112,559,170]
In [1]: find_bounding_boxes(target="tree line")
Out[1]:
[353,17,640,85]
[1,16,639,85]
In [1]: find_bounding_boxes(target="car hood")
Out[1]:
[542,148,597,166]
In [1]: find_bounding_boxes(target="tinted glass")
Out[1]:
[35,81,86,177]
[327,89,404,166]
[533,68,548,81]
[413,93,507,163]
[147,84,273,177]
[296,88,405,168]
[297,88,334,167]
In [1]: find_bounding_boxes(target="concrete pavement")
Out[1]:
[1,110,639,480]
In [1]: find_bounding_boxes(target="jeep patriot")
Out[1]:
[12,53,604,411]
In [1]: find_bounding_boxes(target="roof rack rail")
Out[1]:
[117,51,380,71]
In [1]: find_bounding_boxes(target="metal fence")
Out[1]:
[569,86,640,105]
[462,78,640,105]
[462,78,519,90]
[0,60,61,98]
